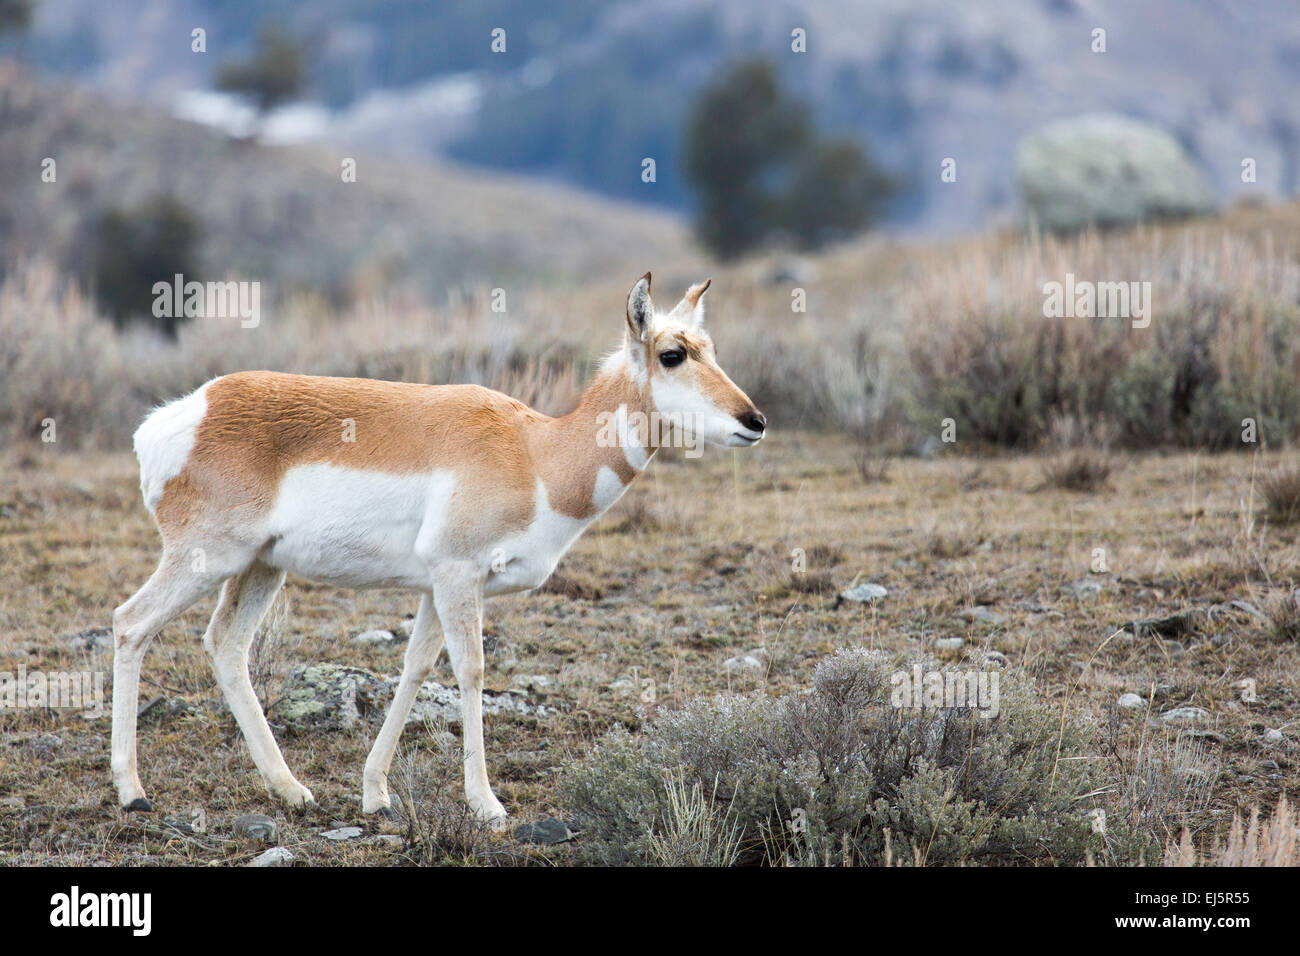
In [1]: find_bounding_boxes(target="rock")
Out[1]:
[723,648,769,672]
[67,627,113,652]
[959,606,1004,625]
[397,617,417,638]
[510,674,551,694]
[1117,693,1145,711]
[1261,760,1280,772]
[234,814,277,843]
[1014,114,1216,233]
[935,637,964,651]
[353,629,399,646]
[1068,579,1102,599]
[1160,706,1212,726]
[274,662,549,732]
[368,834,404,847]
[275,664,390,730]
[983,651,1007,667]
[321,826,363,841]
[1263,728,1284,745]
[839,583,888,604]
[404,676,548,726]
[1229,600,1265,619]
[514,818,575,845]
[248,847,295,867]
[1122,609,1208,638]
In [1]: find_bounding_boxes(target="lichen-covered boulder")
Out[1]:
[273,662,548,731]
[1015,114,1216,233]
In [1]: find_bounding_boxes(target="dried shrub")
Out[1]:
[562,648,1136,866]
[392,717,519,866]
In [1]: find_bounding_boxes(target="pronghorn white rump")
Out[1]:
[110,273,767,823]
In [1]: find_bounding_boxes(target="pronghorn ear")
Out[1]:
[684,278,711,328]
[626,272,653,342]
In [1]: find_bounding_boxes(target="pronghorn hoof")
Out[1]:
[276,784,316,809]
[123,797,154,813]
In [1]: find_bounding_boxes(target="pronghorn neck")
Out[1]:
[527,352,658,520]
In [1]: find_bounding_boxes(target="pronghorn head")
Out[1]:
[624,272,767,448]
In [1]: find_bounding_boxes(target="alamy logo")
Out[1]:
[49,886,151,936]
[890,665,1000,718]
[0,664,105,717]
[595,407,703,459]
[152,273,260,328]
[1042,273,1151,328]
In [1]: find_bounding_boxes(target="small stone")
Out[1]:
[1160,706,1211,725]
[514,818,575,845]
[248,847,295,867]
[1261,760,1280,772]
[935,637,964,651]
[1263,728,1284,744]
[321,826,363,841]
[368,834,403,847]
[1117,693,1145,711]
[234,814,277,843]
[959,606,1004,625]
[840,583,888,604]
[397,617,417,637]
[723,654,765,672]
[1068,579,1102,599]
[1230,599,1265,619]
[67,627,113,652]
[353,629,398,646]
[511,674,551,693]
[983,651,1007,667]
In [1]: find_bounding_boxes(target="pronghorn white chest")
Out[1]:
[484,474,627,596]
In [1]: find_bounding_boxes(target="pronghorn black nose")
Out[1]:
[741,410,767,434]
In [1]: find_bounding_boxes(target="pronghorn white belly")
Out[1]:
[261,464,456,590]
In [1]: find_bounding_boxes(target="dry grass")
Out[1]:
[10,201,1300,453]
[1262,465,1300,525]
[1166,795,1299,866]
[3,437,1299,865]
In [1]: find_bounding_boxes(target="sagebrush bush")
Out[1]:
[562,648,1157,866]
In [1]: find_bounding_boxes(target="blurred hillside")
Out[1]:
[6,0,1300,233]
[0,64,691,303]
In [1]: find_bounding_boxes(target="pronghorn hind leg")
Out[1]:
[432,562,506,826]
[203,560,314,807]
[112,549,225,811]
[363,594,443,814]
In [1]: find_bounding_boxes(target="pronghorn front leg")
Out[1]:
[431,562,507,825]
[363,594,443,814]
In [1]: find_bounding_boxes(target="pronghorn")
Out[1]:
[111,273,766,823]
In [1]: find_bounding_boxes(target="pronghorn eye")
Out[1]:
[659,350,685,368]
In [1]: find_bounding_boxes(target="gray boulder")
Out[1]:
[1015,115,1216,233]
